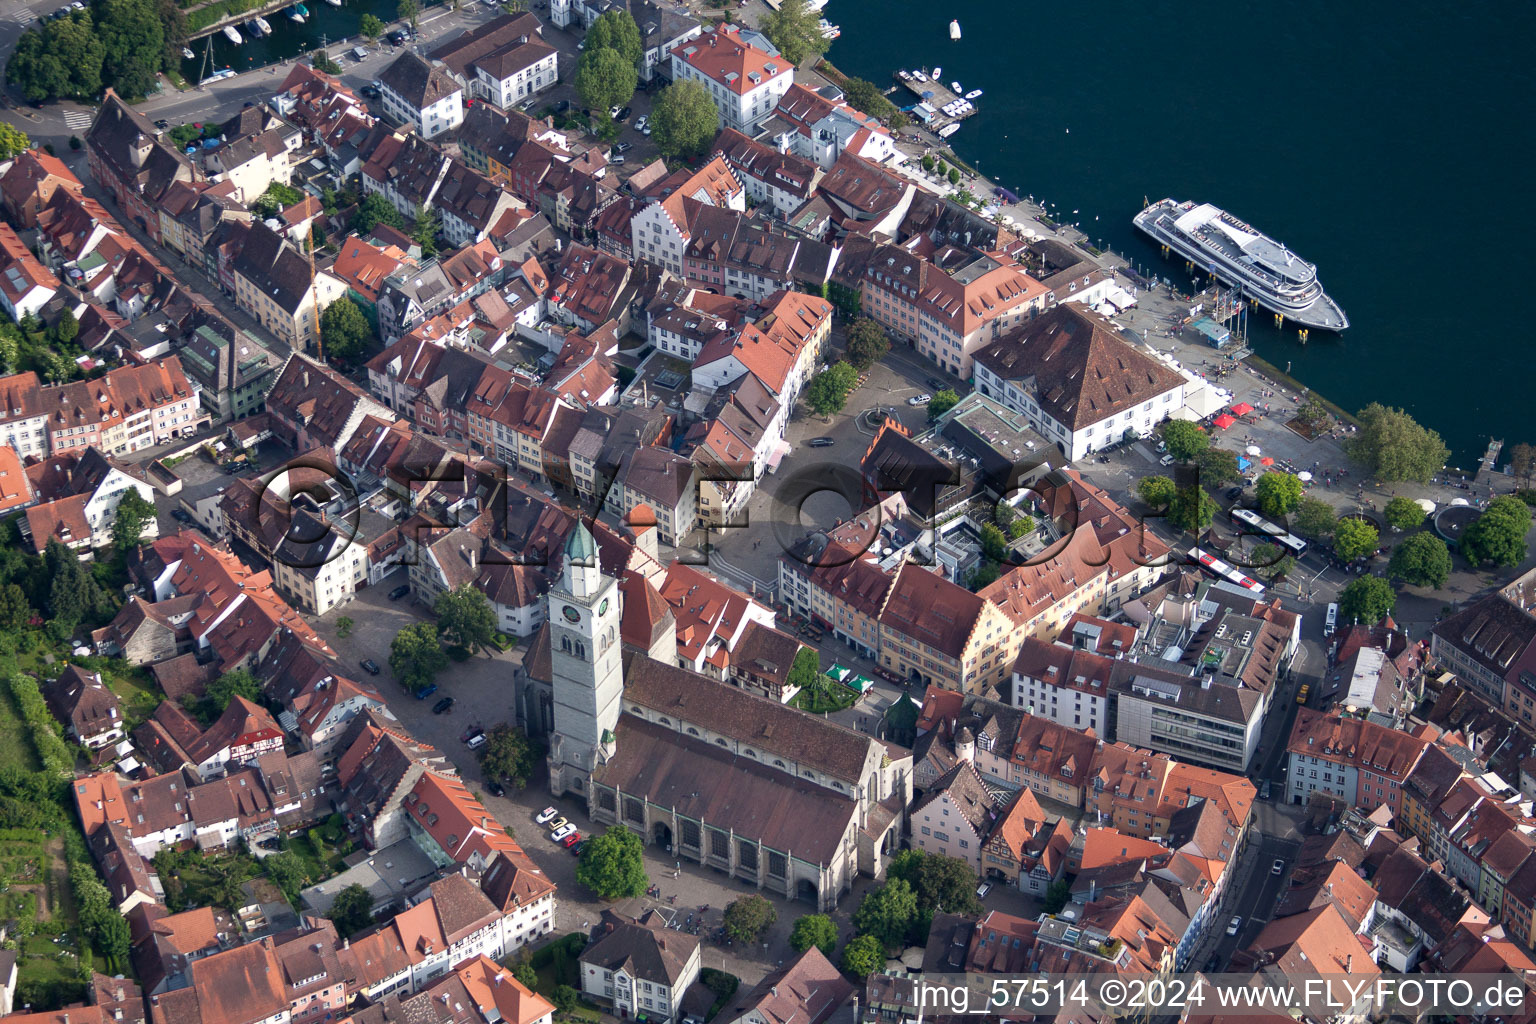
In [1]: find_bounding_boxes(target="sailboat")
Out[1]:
[223,24,243,43]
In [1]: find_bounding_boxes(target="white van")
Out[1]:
[352,46,369,61]
[1325,602,1338,636]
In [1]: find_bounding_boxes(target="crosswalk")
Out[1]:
[62,110,92,130]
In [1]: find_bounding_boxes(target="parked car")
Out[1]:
[535,806,558,824]
[607,103,621,118]
[170,508,193,523]
[1226,916,1242,936]
[570,838,586,855]
[808,437,835,448]
[561,831,581,848]
[466,732,486,750]
[613,141,633,154]
[616,106,631,121]
[1271,858,1285,875]
[975,882,991,899]
[1159,454,1176,467]
[550,823,576,842]
[153,118,170,130]
[416,683,438,699]
[926,376,945,390]
[486,780,505,797]
[907,393,931,406]
[359,658,381,676]
[1156,440,1168,453]
[546,815,569,833]
[388,584,410,600]
[634,114,648,132]
[362,84,381,99]
[257,836,283,850]
[611,155,625,165]
[432,696,455,714]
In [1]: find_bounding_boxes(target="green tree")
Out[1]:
[326,883,375,937]
[886,850,982,915]
[1333,517,1379,562]
[723,894,777,944]
[785,646,820,694]
[1248,542,1295,581]
[51,308,77,347]
[842,77,896,120]
[841,934,883,978]
[852,877,918,948]
[1388,532,1452,589]
[1293,495,1337,538]
[313,49,342,75]
[262,850,308,903]
[1195,446,1242,487]
[1461,496,1533,568]
[927,388,960,421]
[478,723,540,788]
[1137,475,1176,509]
[436,583,497,654]
[111,489,155,553]
[336,616,354,639]
[1255,472,1304,519]
[1168,483,1217,534]
[1041,879,1071,914]
[396,0,418,29]
[0,583,32,631]
[649,78,717,162]
[201,668,261,720]
[1161,420,1209,461]
[586,9,642,70]
[511,962,538,989]
[1339,575,1396,625]
[390,621,449,693]
[947,167,961,185]
[0,123,30,161]
[760,0,829,66]
[96,911,131,964]
[1383,496,1427,531]
[1510,442,1536,487]
[576,826,649,900]
[979,522,1008,563]
[843,317,890,370]
[44,538,111,635]
[551,986,579,1013]
[1295,395,1329,428]
[789,914,838,956]
[94,0,164,99]
[352,192,404,234]
[805,361,858,418]
[921,155,935,173]
[411,202,440,257]
[575,47,637,123]
[1346,403,1450,483]
[320,296,372,363]
[359,12,384,39]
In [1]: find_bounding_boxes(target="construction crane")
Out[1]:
[307,226,323,361]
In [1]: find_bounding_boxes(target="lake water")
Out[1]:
[828,0,1536,468]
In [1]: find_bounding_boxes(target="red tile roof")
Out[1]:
[671,25,790,96]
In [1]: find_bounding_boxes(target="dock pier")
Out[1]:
[893,69,976,133]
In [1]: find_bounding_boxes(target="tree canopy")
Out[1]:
[1332,517,1380,562]
[586,9,642,70]
[198,668,262,722]
[760,0,830,66]
[576,826,648,900]
[435,584,497,654]
[94,0,165,100]
[887,849,982,915]
[575,47,636,121]
[111,489,155,553]
[650,78,718,162]
[1346,403,1449,483]
[805,361,858,418]
[359,13,384,39]
[841,77,897,121]
[789,914,838,956]
[841,934,883,978]
[852,877,918,948]
[1460,496,1532,568]
[1339,575,1395,625]
[1383,496,1428,531]
[1136,475,1176,509]
[786,647,821,695]
[1195,446,1243,487]
[844,317,890,369]
[478,723,540,788]
[326,883,375,936]
[0,124,30,161]
[1161,420,1209,461]
[1293,495,1338,538]
[1387,532,1452,589]
[723,894,777,944]
[6,12,106,101]
[1255,472,1304,519]
[390,622,448,693]
[1249,542,1295,581]
[352,192,404,234]
[927,388,960,421]
[1168,483,1217,534]
[320,296,372,363]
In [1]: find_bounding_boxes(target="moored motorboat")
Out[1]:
[288,5,304,20]
[964,89,982,99]
[254,15,271,33]
[938,123,960,138]
[182,46,195,58]
[949,19,961,39]
[223,24,243,43]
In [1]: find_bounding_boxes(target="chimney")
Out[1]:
[467,546,477,569]
[1345,954,1352,972]
[302,369,310,388]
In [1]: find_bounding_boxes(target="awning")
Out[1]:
[1230,402,1255,416]
[764,439,792,472]
[1260,456,1275,466]
[826,664,850,682]
[1213,414,1236,429]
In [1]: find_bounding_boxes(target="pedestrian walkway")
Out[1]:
[62,110,92,131]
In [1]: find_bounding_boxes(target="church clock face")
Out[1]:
[598,598,609,615]
[562,605,581,623]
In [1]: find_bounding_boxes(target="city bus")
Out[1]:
[1230,507,1309,558]
[1187,547,1266,595]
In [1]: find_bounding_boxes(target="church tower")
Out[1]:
[546,521,623,799]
